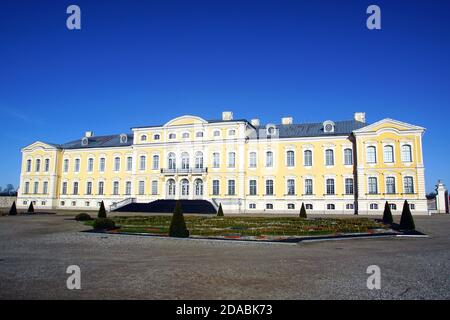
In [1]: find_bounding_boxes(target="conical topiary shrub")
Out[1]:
[399,200,415,231]
[299,202,307,218]
[98,201,107,218]
[169,200,189,238]
[382,201,393,224]
[9,201,18,216]
[27,202,34,213]
[217,203,224,217]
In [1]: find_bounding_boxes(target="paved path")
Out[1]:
[0,214,449,299]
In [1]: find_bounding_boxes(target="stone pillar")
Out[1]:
[436,180,448,214]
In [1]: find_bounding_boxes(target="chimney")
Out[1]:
[354,112,366,123]
[250,118,260,127]
[222,111,233,121]
[84,131,94,138]
[281,117,293,125]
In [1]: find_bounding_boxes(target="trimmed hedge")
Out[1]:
[169,200,189,238]
[93,218,116,230]
[382,201,393,224]
[75,213,92,221]
[27,202,34,213]
[9,201,18,216]
[217,203,224,217]
[98,201,107,218]
[299,202,307,218]
[399,200,415,231]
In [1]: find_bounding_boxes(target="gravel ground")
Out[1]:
[0,213,449,299]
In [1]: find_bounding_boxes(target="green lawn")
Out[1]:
[84,216,388,237]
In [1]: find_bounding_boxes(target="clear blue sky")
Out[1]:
[0,0,449,193]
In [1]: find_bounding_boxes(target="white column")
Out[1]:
[436,181,448,213]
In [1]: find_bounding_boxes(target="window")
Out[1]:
[113,181,119,195]
[386,177,396,194]
[63,159,69,173]
[305,179,313,195]
[366,146,377,164]
[169,133,176,139]
[62,182,67,195]
[249,152,257,168]
[327,204,335,210]
[86,182,92,195]
[228,152,236,168]
[346,203,354,210]
[410,203,416,210]
[370,203,378,210]
[114,157,120,171]
[305,204,313,210]
[88,158,94,172]
[60,201,64,206]
[288,203,295,210]
[194,179,203,196]
[181,179,189,196]
[151,180,158,195]
[345,178,354,195]
[265,179,274,195]
[139,155,146,170]
[167,179,176,196]
[44,159,50,172]
[384,145,394,163]
[182,132,189,139]
[195,152,203,169]
[71,201,76,207]
[74,159,80,172]
[212,180,220,195]
[249,203,256,209]
[152,155,159,170]
[266,151,273,167]
[401,144,412,162]
[404,176,414,194]
[125,181,132,195]
[35,159,41,172]
[181,152,190,170]
[228,180,235,195]
[126,156,132,171]
[168,153,176,170]
[287,179,295,195]
[138,181,145,195]
[326,179,335,195]
[213,130,220,137]
[344,149,353,165]
[85,201,90,207]
[154,134,160,140]
[43,181,48,194]
[73,182,79,195]
[98,181,104,195]
[212,152,220,168]
[368,177,378,194]
[229,129,236,136]
[196,131,203,138]
[325,149,334,166]
[24,182,30,194]
[304,150,312,167]
[141,135,147,142]
[389,203,397,210]
[266,203,273,210]
[286,150,295,167]
[26,159,32,172]
[99,158,105,172]
[249,180,257,195]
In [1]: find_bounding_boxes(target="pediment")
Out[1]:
[353,118,425,135]
[164,115,207,127]
[22,141,59,152]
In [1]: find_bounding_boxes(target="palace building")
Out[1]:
[17,111,427,214]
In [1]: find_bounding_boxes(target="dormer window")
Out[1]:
[154,134,160,140]
[141,135,147,142]
[81,137,89,146]
[119,134,128,144]
[323,120,335,134]
[266,124,276,136]
[169,133,176,139]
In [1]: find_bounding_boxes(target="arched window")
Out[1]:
[152,155,159,170]
[386,177,396,194]
[182,132,189,139]
[153,134,160,140]
[114,157,120,171]
[326,178,335,195]
[366,146,377,164]
[35,159,41,172]
[368,177,378,194]
[168,152,176,170]
[195,151,203,169]
[167,179,176,196]
[384,145,394,163]
[181,179,189,196]
[169,133,176,139]
[327,204,335,210]
[305,204,313,210]
[26,159,32,172]
[325,149,334,166]
[344,148,353,165]
[266,151,273,167]
[286,150,295,167]
[304,150,312,166]
[194,179,203,196]
[305,179,313,195]
[141,135,147,142]
[181,152,190,170]
[196,131,204,138]
[249,152,257,168]
[88,158,94,172]
[404,176,414,194]
[401,144,412,162]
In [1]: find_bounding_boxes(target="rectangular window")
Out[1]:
[286,151,295,167]
[368,177,378,194]
[266,151,273,167]
[228,152,235,168]
[401,145,412,162]
[305,179,313,195]
[26,160,32,172]
[114,157,121,171]
[304,150,312,167]
[404,176,414,194]
[62,182,67,195]
[127,156,133,171]
[43,181,48,194]
[151,180,158,195]
[367,146,377,164]
[213,153,220,168]
[249,152,257,168]
[386,177,396,194]
[139,181,145,195]
[228,180,235,195]
[249,180,257,195]
[344,149,353,165]
[113,181,119,195]
[74,159,80,172]
[325,149,334,166]
[287,179,295,195]
[326,179,335,195]
[139,156,146,170]
[265,179,274,195]
[384,146,394,163]
[44,159,50,172]
[99,158,105,172]
[88,158,94,172]
[35,159,41,172]
[125,181,132,195]
[98,181,104,195]
[73,182,79,195]
[212,180,220,195]
[86,182,92,195]
[152,155,159,170]
[345,178,354,195]
[33,182,38,194]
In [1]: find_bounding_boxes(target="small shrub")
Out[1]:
[382,201,393,224]
[299,202,307,218]
[169,200,189,238]
[399,200,415,231]
[75,213,92,221]
[98,201,107,218]
[93,218,115,230]
[9,201,18,216]
[27,202,34,213]
[217,203,224,217]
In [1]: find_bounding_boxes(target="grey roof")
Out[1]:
[253,120,367,139]
[57,134,134,149]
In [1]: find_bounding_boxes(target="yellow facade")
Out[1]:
[17,112,427,214]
